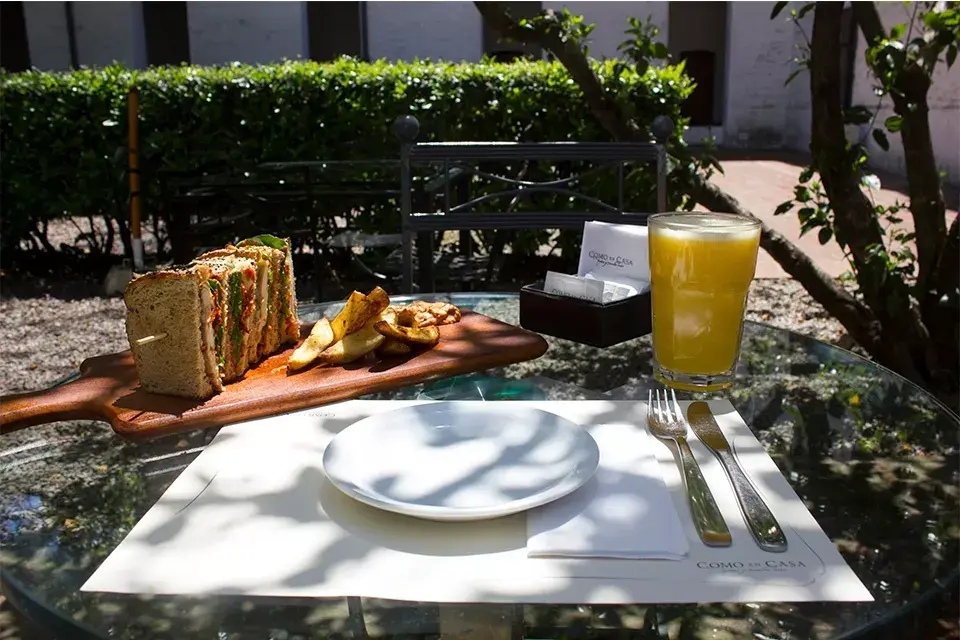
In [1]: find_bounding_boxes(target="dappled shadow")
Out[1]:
[1,301,958,639]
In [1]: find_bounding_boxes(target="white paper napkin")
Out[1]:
[526,422,689,559]
[577,220,651,290]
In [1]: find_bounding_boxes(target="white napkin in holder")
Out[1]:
[577,220,651,296]
[518,219,653,347]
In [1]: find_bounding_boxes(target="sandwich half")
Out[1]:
[192,254,258,381]
[124,267,222,399]
[123,233,299,399]
[237,234,300,347]
[197,245,271,364]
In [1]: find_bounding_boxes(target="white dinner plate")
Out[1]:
[321,402,600,521]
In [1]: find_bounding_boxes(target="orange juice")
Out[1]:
[648,213,760,389]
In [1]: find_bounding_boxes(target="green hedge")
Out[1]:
[0,58,692,257]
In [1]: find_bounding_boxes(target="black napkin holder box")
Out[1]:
[519,281,652,348]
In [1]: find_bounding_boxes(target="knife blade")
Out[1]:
[687,402,788,553]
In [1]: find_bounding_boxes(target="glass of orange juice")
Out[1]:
[648,212,761,391]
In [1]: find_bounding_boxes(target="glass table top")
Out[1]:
[1,293,957,640]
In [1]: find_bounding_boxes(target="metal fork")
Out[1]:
[647,388,732,547]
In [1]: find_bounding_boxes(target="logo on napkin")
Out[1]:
[577,221,650,291]
[585,250,634,270]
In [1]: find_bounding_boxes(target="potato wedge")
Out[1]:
[314,310,393,367]
[376,338,413,357]
[287,317,336,371]
[373,319,440,346]
[330,290,389,341]
[366,286,390,311]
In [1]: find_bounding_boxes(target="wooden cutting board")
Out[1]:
[0,311,548,441]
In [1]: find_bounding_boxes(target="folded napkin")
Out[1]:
[527,422,689,560]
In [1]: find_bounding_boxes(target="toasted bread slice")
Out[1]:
[279,238,300,345]
[124,267,221,399]
[193,261,233,380]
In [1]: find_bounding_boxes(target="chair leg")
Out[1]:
[402,231,414,294]
[346,596,369,638]
[416,231,434,294]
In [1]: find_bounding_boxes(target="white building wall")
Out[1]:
[543,1,669,61]
[187,2,308,66]
[366,1,482,62]
[723,2,811,150]
[850,3,960,186]
[71,1,147,69]
[22,2,72,70]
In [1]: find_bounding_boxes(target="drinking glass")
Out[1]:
[648,212,761,391]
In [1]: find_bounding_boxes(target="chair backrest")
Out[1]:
[394,114,674,292]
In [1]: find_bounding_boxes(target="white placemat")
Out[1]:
[81,400,873,604]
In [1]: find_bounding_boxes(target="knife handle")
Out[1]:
[676,437,731,547]
[714,448,788,553]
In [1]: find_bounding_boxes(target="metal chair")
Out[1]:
[395,114,675,294]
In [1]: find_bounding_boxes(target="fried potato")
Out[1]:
[330,289,390,341]
[396,301,462,327]
[287,317,335,371]
[366,286,390,311]
[373,319,440,346]
[314,309,394,367]
[376,338,413,357]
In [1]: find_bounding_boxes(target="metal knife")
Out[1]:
[687,402,788,553]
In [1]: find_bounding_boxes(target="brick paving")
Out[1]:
[708,150,959,278]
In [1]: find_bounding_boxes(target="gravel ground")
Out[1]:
[0,278,846,396]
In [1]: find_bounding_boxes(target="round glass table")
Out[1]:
[1,293,957,640]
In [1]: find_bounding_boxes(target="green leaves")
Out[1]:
[774,201,794,216]
[872,128,890,151]
[818,227,833,245]
[770,2,789,20]
[0,57,692,255]
[239,234,288,251]
[618,15,672,73]
[884,115,903,132]
[843,105,874,125]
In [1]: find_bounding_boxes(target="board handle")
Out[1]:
[0,377,105,434]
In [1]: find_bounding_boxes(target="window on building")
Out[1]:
[482,1,542,61]
[307,1,367,61]
[668,1,728,127]
[1,1,31,72]
[143,1,191,66]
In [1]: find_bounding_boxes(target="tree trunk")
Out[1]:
[851,1,956,393]
[852,3,948,300]
[809,2,947,392]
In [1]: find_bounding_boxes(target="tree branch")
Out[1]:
[851,1,885,42]
[472,0,880,349]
